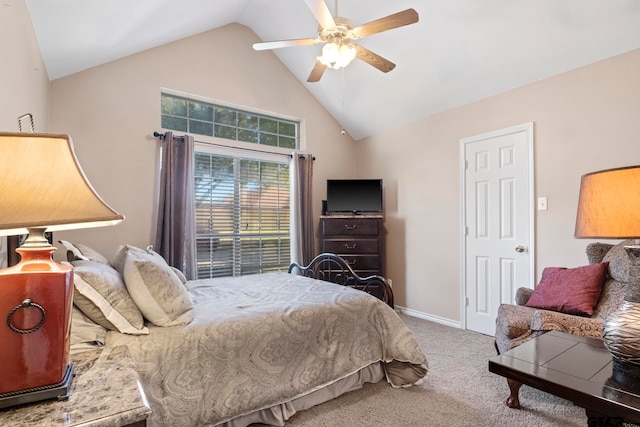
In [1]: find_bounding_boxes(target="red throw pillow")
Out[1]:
[525,262,609,316]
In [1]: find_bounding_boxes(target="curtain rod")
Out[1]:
[153,131,314,160]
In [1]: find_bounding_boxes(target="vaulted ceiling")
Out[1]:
[25,0,640,140]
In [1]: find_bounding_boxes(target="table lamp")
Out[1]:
[575,165,640,381]
[0,131,124,407]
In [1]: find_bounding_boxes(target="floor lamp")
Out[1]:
[575,165,640,382]
[0,131,124,408]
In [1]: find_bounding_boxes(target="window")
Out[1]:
[194,153,290,278]
[162,91,299,279]
[161,93,298,149]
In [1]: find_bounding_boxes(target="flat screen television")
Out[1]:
[326,179,383,214]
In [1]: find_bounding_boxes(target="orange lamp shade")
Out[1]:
[0,132,124,235]
[575,165,640,239]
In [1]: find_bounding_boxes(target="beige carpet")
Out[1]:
[278,313,587,427]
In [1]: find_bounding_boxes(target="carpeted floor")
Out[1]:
[279,313,587,426]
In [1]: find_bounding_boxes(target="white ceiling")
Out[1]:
[25,0,640,140]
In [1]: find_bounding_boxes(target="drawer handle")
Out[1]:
[344,224,357,230]
[347,259,357,265]
[345,243,357,249]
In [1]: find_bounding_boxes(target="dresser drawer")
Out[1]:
[322,218,379,236]
[323,239,379,254]
[338,255,379,270]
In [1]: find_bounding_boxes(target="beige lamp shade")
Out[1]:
[0,132,124,236]
[575,165,640,239]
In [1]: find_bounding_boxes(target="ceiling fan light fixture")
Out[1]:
[255,2,419,82]
[318,42,356,69]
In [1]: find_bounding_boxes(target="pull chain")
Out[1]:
[340,68,346,135]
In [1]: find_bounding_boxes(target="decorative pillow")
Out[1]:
[71,260,149,335]
[112,244,148,274]
[145,246,189,287]
[170,266,188,285]
[525,262,609,316]
[123,250,194,327]
[603,239,633,283]
[70,305,107,353]
[59,240,111,265]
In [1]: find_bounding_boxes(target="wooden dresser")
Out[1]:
[319,215,385,278]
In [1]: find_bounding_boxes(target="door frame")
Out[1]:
[459,122,535,331]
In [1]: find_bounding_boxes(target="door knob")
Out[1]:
[515,246,526,253]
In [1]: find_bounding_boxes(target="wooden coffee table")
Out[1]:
[489,330,640,425]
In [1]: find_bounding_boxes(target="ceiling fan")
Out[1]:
[252,0,419,82]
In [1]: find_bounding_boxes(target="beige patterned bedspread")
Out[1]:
[106,272,428,426]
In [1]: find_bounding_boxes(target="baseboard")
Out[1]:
[395,306,462,329]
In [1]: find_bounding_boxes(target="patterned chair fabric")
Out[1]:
[495,241,631,354]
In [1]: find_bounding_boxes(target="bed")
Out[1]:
[288,252,395,308]
[64,243,428,427]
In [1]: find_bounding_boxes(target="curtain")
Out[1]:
[290,153,315,266]
[155,131,197,280]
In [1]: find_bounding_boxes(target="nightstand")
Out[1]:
[0,346,150,427]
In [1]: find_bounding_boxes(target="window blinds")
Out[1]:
[194,152,290,278]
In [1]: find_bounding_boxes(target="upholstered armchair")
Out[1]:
[494,240,631,408]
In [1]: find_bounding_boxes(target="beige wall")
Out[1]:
[357,48,640,324]
[48,23,356,261]
[0,0,49,131]
[0,0,49,268]
[4,6,640,327]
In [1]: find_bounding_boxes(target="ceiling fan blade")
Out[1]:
[307,60,327,82]
[351,8,419,39]
[355,45,396,73]
[303,0,336,30]
[253,38,319,51]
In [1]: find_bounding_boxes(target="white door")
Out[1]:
[461,123,534,336]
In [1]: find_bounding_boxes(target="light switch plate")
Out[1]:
[537,197,548,211]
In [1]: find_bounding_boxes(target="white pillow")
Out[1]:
[123,250,194,327]
[71,260,149,335]
[59,240,111,265]
[170,266,189,289]
[70,306,107,353]
[112,244,147,274]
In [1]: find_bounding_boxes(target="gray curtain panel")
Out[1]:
[290,153,315,266]
[155,131,197,280]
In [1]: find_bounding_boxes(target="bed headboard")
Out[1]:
[288,253,394,308]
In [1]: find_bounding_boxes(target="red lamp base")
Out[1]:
[0,246,73,397]
[0,364,74,409]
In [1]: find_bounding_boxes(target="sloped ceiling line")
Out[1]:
[25,0,640,140]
